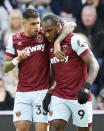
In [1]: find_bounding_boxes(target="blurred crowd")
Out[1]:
[0,0,104,110]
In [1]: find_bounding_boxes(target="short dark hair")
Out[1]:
[23,8,39,19]
[42,14,64,26]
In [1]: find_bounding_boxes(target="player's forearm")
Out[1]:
[3,61,16,73]
[48,81,56,94]
[3,56,20,73]
[56,22,77,43]
[86,61,99,85]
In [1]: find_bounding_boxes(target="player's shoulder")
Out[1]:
[71,33,88,48]
[62,33,75,44]
[10,32,24,47]
[61,33,75,46]
[12,32,23,41]
[65,32,75,40]
[71,33,85,42]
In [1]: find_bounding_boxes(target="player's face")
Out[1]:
[42,21,60,43]
[23,17,40,37]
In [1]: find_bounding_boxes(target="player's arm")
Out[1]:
[82,52,99,85]
[48,66,56,94]
[3,35,30,73]
[3,49,30,73]
[78,52,99,104]
[3,55,16,73]
[71,34,99,104]
[3,35,17,73]
[43,67,56,112]
[54,22,77,60]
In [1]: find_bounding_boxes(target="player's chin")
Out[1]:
[31,31,38,36]
[31,33,37,37]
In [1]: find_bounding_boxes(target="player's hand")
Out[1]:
[54,40,65,60]
[17,48,30,62]
[78,82,91,104]
[43,93,52,112]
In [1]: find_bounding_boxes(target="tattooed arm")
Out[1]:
[3,48,30,73]
[3,55,16,73]
[3,34,30,73]
[54,22,77,60]
[57,22,77,42]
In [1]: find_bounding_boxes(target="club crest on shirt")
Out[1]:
[15,111,21,117]
[61,44,68,53]
[49,111,53,116]
[36,34,43,43]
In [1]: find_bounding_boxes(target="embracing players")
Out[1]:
[3,9,76,131]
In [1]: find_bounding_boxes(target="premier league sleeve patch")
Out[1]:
[77,39,87,47]
[15,111,21,117]
[71,34,89,56]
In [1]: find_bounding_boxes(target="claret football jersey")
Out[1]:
[49,33,91,100]
[5,30,50,92]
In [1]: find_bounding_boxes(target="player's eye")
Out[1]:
[31,22,40,26]
[31,23,36,26]
[37,22,40,25]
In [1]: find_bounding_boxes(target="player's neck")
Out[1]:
[24,31,31,37]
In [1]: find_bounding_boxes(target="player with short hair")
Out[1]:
[3,9,76,131]
[42,14,99,131]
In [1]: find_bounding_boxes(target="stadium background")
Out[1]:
[0,0,104,130]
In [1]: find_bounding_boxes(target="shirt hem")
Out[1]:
[16,87,49,92]
[79,49,90,58]
[52,94,92,101]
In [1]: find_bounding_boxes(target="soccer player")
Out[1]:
[42,14,99,131]
[3,9,76,131]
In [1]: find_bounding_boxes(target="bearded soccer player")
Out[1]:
[3,8,76,131]
[42,14,99,131]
